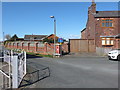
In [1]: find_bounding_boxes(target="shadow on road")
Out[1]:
[19,63,50,88]
[62,52,70,56]
[26,54,43,59]
[108,59,119,62]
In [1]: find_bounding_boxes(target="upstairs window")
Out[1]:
[101,19,113,27]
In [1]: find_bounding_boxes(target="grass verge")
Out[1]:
[26,52,53,58]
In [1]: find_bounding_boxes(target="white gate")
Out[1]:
[0,50,11,88]
[0,49,26,88]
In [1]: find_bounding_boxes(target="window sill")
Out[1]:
[102,44,114,45]
[101,27,114,28]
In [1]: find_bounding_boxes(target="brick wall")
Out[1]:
[81,2,120,49]
[81,29,86,39]
[115,39,120,49]
[85,3,96,40]
[6,41,69,55]
[95,18,119,48]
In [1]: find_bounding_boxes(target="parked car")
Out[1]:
[108,49,120,61]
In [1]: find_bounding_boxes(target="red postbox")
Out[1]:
[56,45,60,54]
[55,44,62,56]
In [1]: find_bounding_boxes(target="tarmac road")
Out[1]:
[26,55,118,88]
[0,44,118,88]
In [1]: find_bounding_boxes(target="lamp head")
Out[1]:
[50,16,54,18]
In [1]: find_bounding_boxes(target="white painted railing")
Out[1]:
[0,50,26,88]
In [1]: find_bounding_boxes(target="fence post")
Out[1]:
[8,51,11,88]
[87,39,89,52]
[44,43,47,54]
[35,43,38,52]
[24,51,26,74]
[12,56,18,88]
[21,43,23,49]
[17,43,18,49]
[27,43,30,51]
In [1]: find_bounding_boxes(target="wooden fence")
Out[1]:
[69,39,96,53]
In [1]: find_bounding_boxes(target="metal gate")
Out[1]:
[0,49,26,89]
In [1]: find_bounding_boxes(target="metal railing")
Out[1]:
[0,49,26,89]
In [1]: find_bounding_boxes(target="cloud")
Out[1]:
[69,34,80,39]
[57,34,80,41]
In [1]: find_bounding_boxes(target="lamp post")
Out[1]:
[50,16,56,56]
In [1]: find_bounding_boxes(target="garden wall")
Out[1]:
[6,41,69,55]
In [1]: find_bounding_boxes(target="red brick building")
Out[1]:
[47,34,59,40]
[24,35,47,41]
[81,1,120,50]
[24,34,58,41]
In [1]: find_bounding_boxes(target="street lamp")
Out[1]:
[50,16,56,56]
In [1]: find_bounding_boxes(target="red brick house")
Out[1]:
[81,28,86,39]
[81,1,120,51]
[47,34,59,40]
[24,34,59,41]
[24,35,47,41]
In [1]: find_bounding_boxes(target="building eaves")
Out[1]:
[94,11,120,18]
[100,34,120,38]
[81,28,86,32]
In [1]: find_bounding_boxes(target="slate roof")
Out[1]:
[100,35,116,38]
[24,35,47,40]
[46,34,59,39]
[100,34,120,38]
[94,11,120,18]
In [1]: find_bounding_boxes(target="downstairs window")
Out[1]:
[101,38,114,45]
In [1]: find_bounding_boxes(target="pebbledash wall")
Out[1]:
[5,41,69,55]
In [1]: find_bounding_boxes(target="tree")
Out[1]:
[10,34,18,41]
[5,34,11,40]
